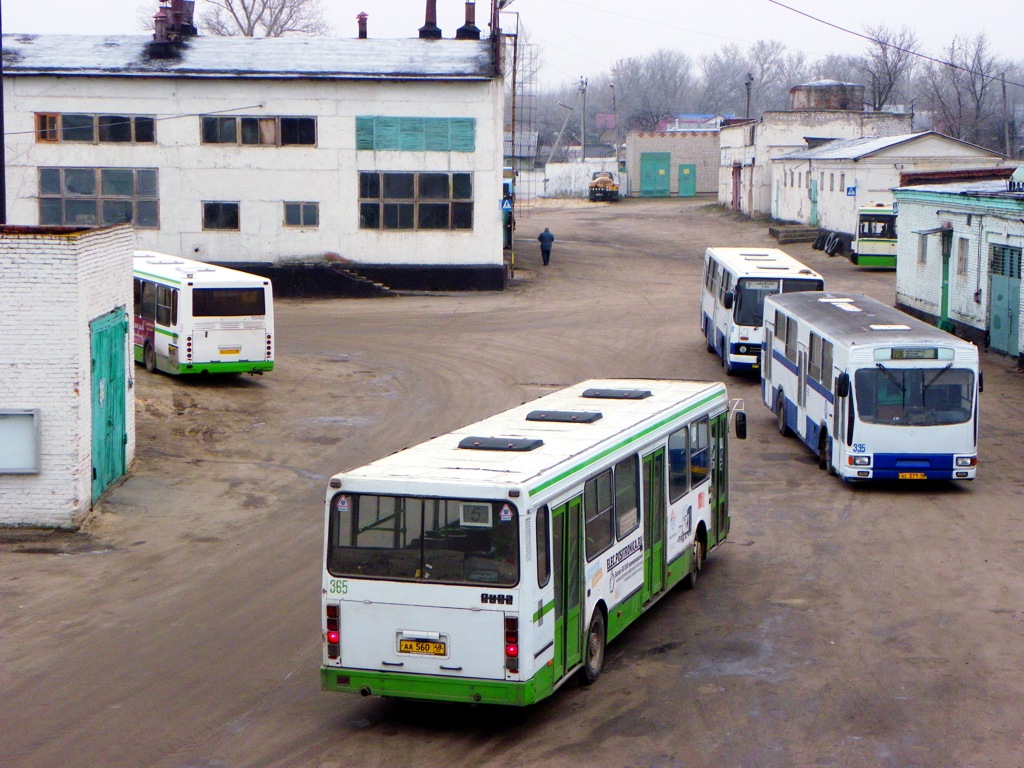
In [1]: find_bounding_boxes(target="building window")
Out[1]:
[203,202,240,230]
[38,167,159,227]
[991,244,1022,278]
[201,116,316,146]
[840,173,845,191]
[917,234,928,265]
[829,173,834,191]
[35,113,155,144]
[355,116,476,152]
[284,202,319,227]
[957,237,970,275]
[359,171,473,231]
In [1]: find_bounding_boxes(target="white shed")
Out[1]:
[0,225,136,529]
[773,132,1007,254]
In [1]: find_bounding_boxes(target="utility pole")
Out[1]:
[744,73,754,120]
[1,1,7,224]
[610,82,620,168]
[579,76,588,163]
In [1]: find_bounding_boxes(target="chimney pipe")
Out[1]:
[357,12,368,39]
[419,0,442,39]
[456,1,480,40]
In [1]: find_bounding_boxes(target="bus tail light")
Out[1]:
[186,336,193,362]
[325,603,340,659]
[504,616,519,672]
[955,456,976,467]
[266,334,273,360]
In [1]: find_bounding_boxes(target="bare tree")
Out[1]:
[200,0,330,37]
[860,25,919,111]
[919,33,1002,147]
[612,49,694,130]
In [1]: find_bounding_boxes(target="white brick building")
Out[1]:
[718,109,912,217]
[893,178,1024,365]
[774,133,1007,251]
[0,225,136,528]
[2,24,506,290]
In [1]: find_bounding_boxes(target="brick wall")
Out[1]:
[0,225,135,528]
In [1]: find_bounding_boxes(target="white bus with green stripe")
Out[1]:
[321,379,746,706]
[133,252,274,375]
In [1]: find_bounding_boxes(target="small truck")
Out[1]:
[588,171,620,202]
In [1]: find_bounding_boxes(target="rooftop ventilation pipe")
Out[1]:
[419,0,442,39]
[357,11,368,39]
[456,1,481,39]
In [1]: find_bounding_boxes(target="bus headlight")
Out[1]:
[955,456,977,467]
[738,345,749,354]
[848,455,871,466]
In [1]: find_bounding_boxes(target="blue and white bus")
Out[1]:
[700,247,823,375]
[762,292,980,481]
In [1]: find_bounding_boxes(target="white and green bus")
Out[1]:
[133,252,274,375]
[850,203,898,268]
[321,379,746,706]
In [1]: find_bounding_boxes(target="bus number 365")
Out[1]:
[328,579,349,595]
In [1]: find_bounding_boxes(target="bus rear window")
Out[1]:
[327,494,519,587]
[192,288,266,317]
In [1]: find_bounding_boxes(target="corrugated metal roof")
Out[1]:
[779,133,930,160]
[2,33,495,80]
[896,179,1024,201]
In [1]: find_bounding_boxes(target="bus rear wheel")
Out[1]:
[776,391,789,436]
[582,610,606,685]
[144,343,156,373]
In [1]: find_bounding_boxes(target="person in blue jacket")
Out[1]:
[538,227,555,266]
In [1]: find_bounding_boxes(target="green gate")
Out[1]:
[989,245,1022,354]
[91,308,128,501]
[677,164,696,197]
[639,153,671,197]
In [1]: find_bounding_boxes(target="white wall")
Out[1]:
[0,225,135,528]
[4,75,504,270]
[539,161,620,198]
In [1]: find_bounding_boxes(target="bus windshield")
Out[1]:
[192,288,266,317]
[327,493,519,586]
[858,214,896,239]
[854,366,974,426]
[734,277,823,327]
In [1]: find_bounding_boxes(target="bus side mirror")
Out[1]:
[835,372,850,398]
[734,411,747,439]
[978,371,983,393]
[723,291,734,310]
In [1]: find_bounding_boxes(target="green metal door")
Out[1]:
[91,308,128,501]
[641,449,666,600]
[939,232,954,332]
[989,245,1022,354]
[808,179,819,227]
[640,153,671,197]
[551,496,583,681]
[678,164,696,197]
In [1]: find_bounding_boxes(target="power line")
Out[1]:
[767,0,1024,90]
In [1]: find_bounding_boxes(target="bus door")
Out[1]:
[797,343,809,437]
[641,449,666,600]
[710,413,730,542]
[551,496,583,681]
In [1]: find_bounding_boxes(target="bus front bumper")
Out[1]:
[320,666,546,707]
[839,454,976,481]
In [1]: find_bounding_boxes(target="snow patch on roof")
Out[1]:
[2,33,494,80]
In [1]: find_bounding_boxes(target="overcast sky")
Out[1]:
[3,0,1021,87]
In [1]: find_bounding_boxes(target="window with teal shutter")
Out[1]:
[424,118,450,151]
[356,116,476,151]
[449,118,476,152]
[355,117,375,149]
[374,117,401,150]
[400,118,426,151]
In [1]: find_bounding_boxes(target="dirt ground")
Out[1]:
[2,197,1024,768]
